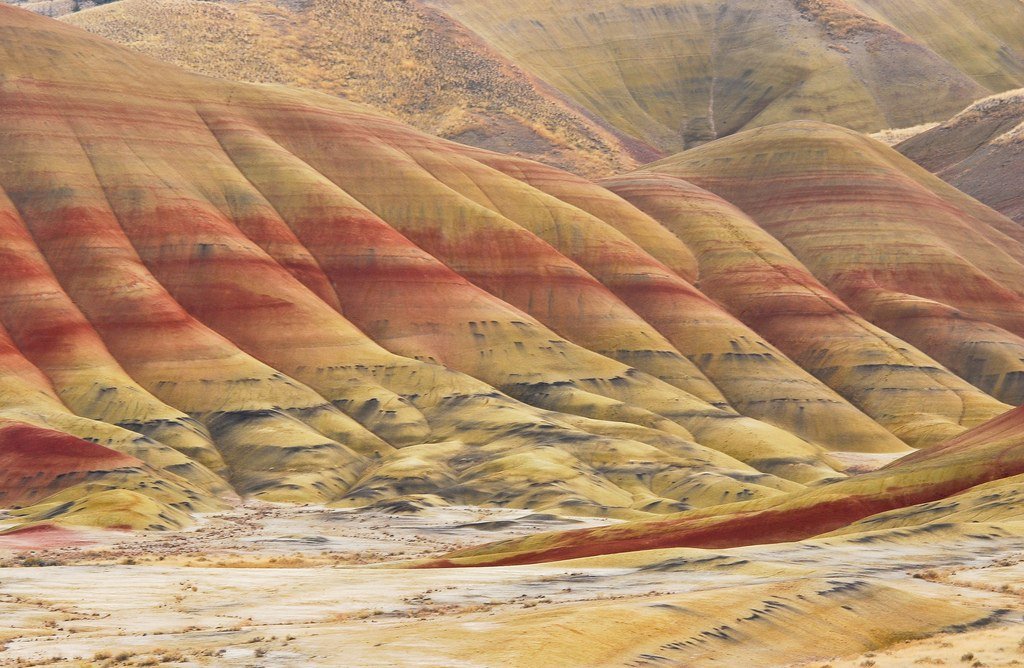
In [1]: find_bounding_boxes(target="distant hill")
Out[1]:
[3,0,1013,167]
[427,0,1024,151]
[59,0,654,176]
[898,88,1024,225]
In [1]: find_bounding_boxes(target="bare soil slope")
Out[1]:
[60,0,654,176]
[899,88,1024,225]
[425,0,1024,151]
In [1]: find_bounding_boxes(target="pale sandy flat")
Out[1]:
[1,504,1023,667]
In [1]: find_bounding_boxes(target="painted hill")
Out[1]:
[55,0,654,177]
[1,5,1023,535]
[429,403,1024,566]
[898,88,1024,225]
[425,0,1024,151]
[22,0,1024,163]
[623,122,1024,409]
[428,122,1024,567]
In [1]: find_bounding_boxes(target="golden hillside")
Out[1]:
[11,0,1024,158]
[2,4,1024,537]
[428,0,1024,151]
[61,0,654,176]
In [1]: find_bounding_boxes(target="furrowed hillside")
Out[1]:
[429,404,1024,566]
[898,88,1024,225]
[60,0,654,177]
[10,0,1018,162]
[426,0,1024,151]
[5,6,1024,668]
[1,5,1023,536]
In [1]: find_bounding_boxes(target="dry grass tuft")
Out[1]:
[794,0,890,39]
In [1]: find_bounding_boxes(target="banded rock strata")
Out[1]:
[430,405,1024,566]
[0,5,1022,533]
